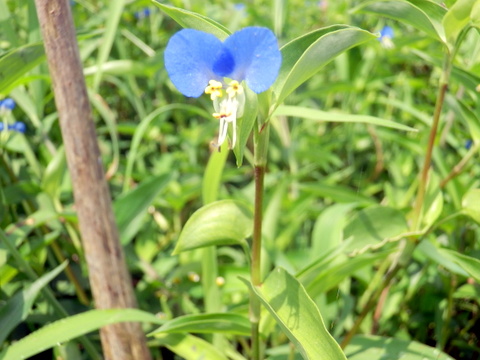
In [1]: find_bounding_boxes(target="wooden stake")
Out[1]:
[34,1,151,358]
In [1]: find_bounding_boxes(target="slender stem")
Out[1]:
[440,143,479,188]
[251,165,265,287]
[250,164,265,360]
[412,56,452,230]
[250,113,270,360]
[342,53,453,348]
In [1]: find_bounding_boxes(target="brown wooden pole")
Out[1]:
[34,1,151,359]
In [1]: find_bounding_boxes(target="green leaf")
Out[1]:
[422,174,444,229]
[344,205,409,253]
[243,268,347,360]
[472,1,480,28]
[0,42,45,94]
[300,183,375,205]
[417,240,469,278]
[311,204,357,257]
[123,104,210,191]
[0,309,163,360]
[41,147,67,199]
[233,86,258,167]
[462,189,480,223]
[273,26,376,105]
[0,261,68,344]
[354,0,447,43]
[149,313,250,336]
[152,2,231,40]
[173,200,253,254]
[438,249,480,282]
[443,0,476,46]
[274,105,417,132]
[302,251,393,298]
[114,174,171,245]
[202,143,229,204]
[345,335,454,360]
[154,333,228,360]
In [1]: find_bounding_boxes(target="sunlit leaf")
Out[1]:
[274,105,417,132]
[0,309,163,360]
[353,0,446,43]
[149,313,250,336]
[345,335,454,360]
[273,26,376,105]
[243,268,347,360]
[152,2,230,39]
[462,189,480,223]
[173,200,253,254]
[0,262,67,344]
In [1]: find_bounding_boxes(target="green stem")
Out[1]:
[250,116,270,360]
[411,56,452,231]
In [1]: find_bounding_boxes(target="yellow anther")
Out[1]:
[205,80,223,100]
[226,80,243,98]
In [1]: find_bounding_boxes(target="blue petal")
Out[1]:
[380,26,394,39]
[0,98,15,110]
[223,27,281,93]
[212,47,235,77]
[165,29,223,97]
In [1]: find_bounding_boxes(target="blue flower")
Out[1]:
[135,8,151,20]
[0,121,26,133]
[465,139,473,150]
[164,27,281,148]
[0,98,15,111]
[378,26,394,49]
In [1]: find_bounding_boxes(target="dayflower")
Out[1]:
[164,27,281,148]
[0,122,26,133]
[0,98,15,112]
[378,25,394,49]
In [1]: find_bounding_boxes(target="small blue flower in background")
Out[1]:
[0,122,26,133]
[234,3,246,11]
[164,27,281,148]
[0,98,16,111]
[378,25,394,49]
[465,139,473,150]
[135,8,151,20]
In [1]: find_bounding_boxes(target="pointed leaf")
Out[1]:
[0,309,163,360]
[152,2,230,40]
[114,174,171,245]
[173,200,253,254]
[0,42,45,94]
[234,86,258,166]
[345,335,454,360]
[303,251,394,298]
[243,268,347,360]
[344,205,409,253]
[443,0,476,45]
[274,105,417,132]
[0,262,67,344]
[154,333,228,360]
[273,26,376,105]
[354,0,446,43]
[462,189,480,223]
[438,249,480,282]
[150,313,250,336]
